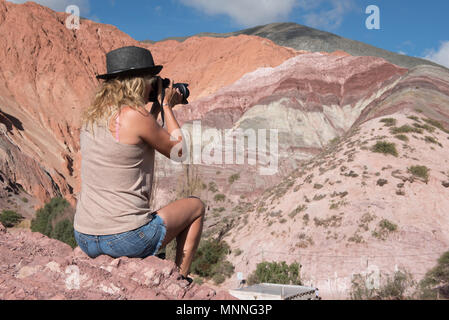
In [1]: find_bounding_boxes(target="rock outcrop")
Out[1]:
[0,225,235,300]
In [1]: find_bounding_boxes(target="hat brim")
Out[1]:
[96,65,163,80]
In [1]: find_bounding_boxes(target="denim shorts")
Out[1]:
[74,213,167,259]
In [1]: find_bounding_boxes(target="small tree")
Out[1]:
[31,197,76,248]
[247,261,302,285]
[190,239,234,284]
[419,251,449,299]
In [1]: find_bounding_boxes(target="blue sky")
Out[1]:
[8,0,449,67]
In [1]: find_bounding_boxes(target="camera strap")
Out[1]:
[160,90,166,128]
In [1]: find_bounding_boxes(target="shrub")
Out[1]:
[21,197,29,203]
[408,165,430,182]
[424,136,441,146]
[213,194,226,202]
[371,141,398,157]
[419,250,449,299]
[390,125,423,134]
[208,182,218,193]
[0,210,24,228]
[313,194,326,201]
[395,134,409,142]
[314,215,342,228]
[190,239,234,281]
[380,118,397,127]
[30,197,76,248]
[247,261,302,286]
[228,173,240,184]
[407,115,420,122]
[350,270,416,300]
[213,273,226,285]
[372,219,397,240]
[303,214,309,225]
[379,219,397,232]
[413,123,435,133]
[289,205,307,218]
[421,118,449,134]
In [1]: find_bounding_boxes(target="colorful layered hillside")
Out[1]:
[0,0,297,211]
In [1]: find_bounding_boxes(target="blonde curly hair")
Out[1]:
[82,75,157,132]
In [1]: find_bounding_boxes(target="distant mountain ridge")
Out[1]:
[144,22,444,71]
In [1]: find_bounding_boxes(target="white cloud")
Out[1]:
[179,0,355,30]
[179,0,297,27]
[424,41,449,68]
[7,0,90,14]
[299,0,355,30]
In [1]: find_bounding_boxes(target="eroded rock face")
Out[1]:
[0,225,236,300]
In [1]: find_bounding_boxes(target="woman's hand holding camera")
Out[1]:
[163,79,183,108]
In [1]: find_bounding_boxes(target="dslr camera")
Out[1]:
[148,76,190,105]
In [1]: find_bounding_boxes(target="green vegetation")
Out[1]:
[208,181,218,193]
[247,261,302,286]
[408,165,430,182]
[424,136,442,147]
[313,183,323,189]
[228,173,240,184]
[413,123,435,133]
[350,270,416,300]
[190,239,234,284]
[0,210,24,228]
[371,141,398,157]
[31,197,76,248]
[390,125,423,135]
[379,219,397,232]
[380,118,397,127]
[328,136,340,146]
[213,193,226,202]
[394,134,409,142]
[329,200,349,210]
[407,116,420,122]
[288,205,307,219]
[296,233,314,248]
[348,233,364,243]
[419,250,449,299]
[372,219,398,240]
[314,214,343,228]
[21,197,29,203]
[313,194,326,201]
[421,118,449,134]
[351,250,449,300]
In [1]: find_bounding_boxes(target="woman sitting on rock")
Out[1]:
[74,46,204,282]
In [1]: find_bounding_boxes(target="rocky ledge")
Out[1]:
[0,223,236,300]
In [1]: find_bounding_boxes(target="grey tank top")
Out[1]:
[74,119,155,235]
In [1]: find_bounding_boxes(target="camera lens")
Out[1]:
[173,83,190,104]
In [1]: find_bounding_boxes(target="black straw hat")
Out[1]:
[96,46,163,80]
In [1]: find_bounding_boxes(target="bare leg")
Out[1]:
[155,197,205,277]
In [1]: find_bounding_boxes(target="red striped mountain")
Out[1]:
[0,0,297,210]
